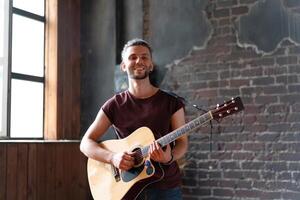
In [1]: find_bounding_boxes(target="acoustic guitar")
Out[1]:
[87,97,244,200]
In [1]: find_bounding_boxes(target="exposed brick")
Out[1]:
[276,56,298,65]
[256,132,280,142]
[253,57,275,66]
[195,89,218,98]
[288,65,300,73]
[219,88,240,97]
[278,172,292,180]
[236,189,262,198]
[224,171,244,179]
[292,103,300,112]
[280,94,300,103]
[229,79,250,87]
[232,152,254,160]
[289,162,300,171]
[225,143,243,150]
[244,143,265,151]
[279,153,300,161]
[287,113,300,122]
[255,95,278,104]
[198,161,219,170]
[218,0,238,8]
[263,66,287,75]
[219,180,236,188]
[242,161,264,170]
[265,162,288,172]
[266,104,289,113]
[288,84,300,93]
[276,75,299,84]
[281,133,300,141]
[232,6,249,15]
[221,161,240,169]
[199,180,219,187]
[234,180,251,189]
[165,0,300,198]
[208,171,222,179]
[269,123,291,132]
[208,80,229,88]
[214,8,230,18]
[264,85,287,94]
[182,187,211,196]
[260,191,282,199]
[282,192,300,200]
[241,68,263,77]
[213,188,234,197]
[252,77,275,85]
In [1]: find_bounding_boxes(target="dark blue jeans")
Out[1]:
[144,187,182,200]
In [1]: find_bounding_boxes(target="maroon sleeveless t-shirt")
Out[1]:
[102,89,184,189]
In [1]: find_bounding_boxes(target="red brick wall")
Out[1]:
[163,0,300,199]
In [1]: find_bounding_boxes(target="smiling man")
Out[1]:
[80,38,188,200]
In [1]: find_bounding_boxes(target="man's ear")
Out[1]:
[120,62,126,72]
[150,63,154,72]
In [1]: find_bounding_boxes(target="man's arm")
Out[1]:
[80,109,135,170]
[170,107,188,162]
[149,107,188,164]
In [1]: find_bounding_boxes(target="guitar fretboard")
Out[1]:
[141,111,213,157]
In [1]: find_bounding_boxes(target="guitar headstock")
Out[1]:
[211,97,244,120]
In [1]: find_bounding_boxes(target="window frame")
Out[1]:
[8,1,45,139]
[0,0,10,138]
[1,0,81,141]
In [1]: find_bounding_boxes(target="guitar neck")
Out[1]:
[141,111,213,157]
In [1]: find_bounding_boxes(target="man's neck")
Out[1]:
[128,78,158,99]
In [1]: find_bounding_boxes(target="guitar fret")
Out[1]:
[140,112,213,158]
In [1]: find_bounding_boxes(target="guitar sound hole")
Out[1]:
[132,148,144,166]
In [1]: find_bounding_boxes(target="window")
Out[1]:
[0,0,9,138]
[1,0,45,138]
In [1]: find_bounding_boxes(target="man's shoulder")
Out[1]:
[105,90,128,104]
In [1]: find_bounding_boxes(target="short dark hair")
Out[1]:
[121,38,152,60]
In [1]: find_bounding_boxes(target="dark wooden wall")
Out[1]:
[0,1,92,199]
[0,143,91,200]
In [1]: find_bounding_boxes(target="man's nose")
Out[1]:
[136,57,143,64]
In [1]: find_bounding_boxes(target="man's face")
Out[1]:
[121,45,153,80]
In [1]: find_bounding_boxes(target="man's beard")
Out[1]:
[128,68,151,80]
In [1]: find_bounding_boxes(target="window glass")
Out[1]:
[0,66,3,133]
[13,0,44,16]
[0,0,9,137]
[0,0,4,133]
[10,79,43,138]
[12,14,44,77]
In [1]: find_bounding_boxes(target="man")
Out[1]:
[80,38,188,200]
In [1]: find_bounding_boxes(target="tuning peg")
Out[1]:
[219,113,223,117]
[234,107,238,111]
[227,110,230,113]
[231,97,235,103]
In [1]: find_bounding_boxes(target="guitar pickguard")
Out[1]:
[121,160,155,182]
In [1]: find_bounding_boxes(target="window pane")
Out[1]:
[0,0,4,58]
[13,0,44,16]
[10,79,43,138]
[0,0,9,137]
[12,14,44,77]
[0,65,3,133]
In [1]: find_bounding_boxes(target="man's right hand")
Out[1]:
[111,152,135,171]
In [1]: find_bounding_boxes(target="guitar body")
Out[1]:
[87,97,245,200]
[87,127,164,200]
